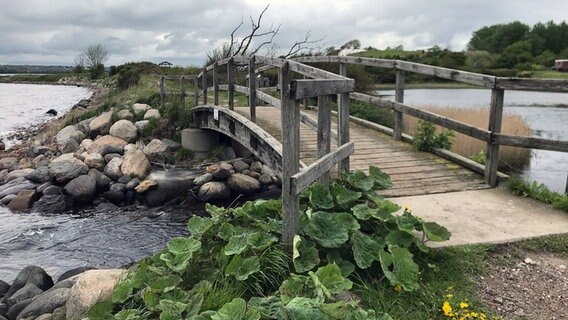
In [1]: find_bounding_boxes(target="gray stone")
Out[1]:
[104,157,123,181]
[87,135,127,155]
[124,143,138,153]
[212,168,230,181]
[0,194,16,205]
[193,173,213,186]
[250,161,263,172]
[7,298,33,320]
[0,179,39,198]
[261,165,276,177]
[42,186,62,196]
[16,288,70,320]
[258,174,273,185]
[143,139,168,162]
[162,139,181,150]
[89,111,113,136]
[143,171,197,207]
[48,159,88,184]
[25,166,51,183]
[143,109,161,120]
[103,153,121,163]
[116,109,134,121]
[0,157,18,171]
[8,189,39,211]
[50,153,75,163]
[109,120,138,143]
[109,183,126,193]
[117,176,131,184]
[102,191,124,204]
[5,169,35,183]
[34,314,52,320]
[121,150,151,179]
[232,160,249,173]
[125,190,135,204]
[76,118,93,136]
[0,279,9,297]
[64,175,96,203]
[79,139,93,151]
[36,182,53,194]
[125,178,140,190]
[51,306,65,320]
[56,126,85,153]
[32,155,49,168]
[198,182,231,202]
[7,283,43,307]
[4,266,53,299]
[83,153,105,171]
[134,120,150,134]
[221,146,236,161]
[132,103,150,115]
[227,174,261,195]
[96,202,119,212]
[249,171,261,179]
[32,195,73,214]
[57,267,95,283]
[87,169,112,191]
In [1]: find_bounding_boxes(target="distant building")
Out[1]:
[554,60,568,72]
[158,61,173,67]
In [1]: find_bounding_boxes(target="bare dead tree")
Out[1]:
[280,31,326,58]
[80,43,109,67]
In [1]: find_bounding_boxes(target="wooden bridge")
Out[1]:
[160,55,568,244]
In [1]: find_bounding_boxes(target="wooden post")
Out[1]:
[193,78,199,106]
[485,88,504,187]
[179,76,185,109]
[338,63,350,173]
[228,58,235,110]
[280,62,300,246]
[202,68,207,105]
[565,174,568,194]
[393,69,405,140]
[248,56,256,122]
[159,76,165,109]
[213,62,219,105]
[317,95,331,184]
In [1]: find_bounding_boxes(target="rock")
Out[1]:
[0,179,39,199]
[104,158,123,181]
[7,283,43,307]
[65,269,126,320]
[79,139,93,151]
[17,288,70,320]
[96,202,118,212]
[162,139,181,150]
[64,175,96,203]
[36,182,53,194]
[250,161,263,172]
[143,109,161,120]
[0,194,16,205]
[117,176,131,184]
[193,173,213,186]
[143,139,168,161]
[18,158,32,170]
[212,168,230,181]
[50,153,75,163]
[57,267,95,283]
[132,103,150,115]
[221,146,236,161]
[56,126,84,153]
[87,169,112,191]
[42,186,62,196]
[83,153,105,171]
[4,266,53,299]
[109,183,126,193]
[227,174,261,195]
[109,120,138,143]
[125,191,135,204]
[116,109,134,121]
[89,111,113,136]
[232,160,249,173]
[121,150,151,179]
[143,171,197,206]
[198,182,231,202]
[25,166,51,183]
[8,189,40,211]
[34,314,52,320]
[51,306,65,320]
[125,178,140,190]
[0,279,9,297]
[87,135,127,155]
[32,195,73,214]
[76,118,93,137]
[0,157,18,171]
[46,109,58,116]
[48,159,88,183]
[219,163,233,171]
[261,165,276,177]
[102,191,124,205]
[134,120,150,134]
[258,174,272,185]
[124,144,138,153]
[206,164,219,174]
[32,155,48,168]
[5,169,35,183]
[135,179,157,193]
[103,153,121,163]
[7,298,32,320]
[0,140,4,151]
[249,171,260,179]
[30,146,51,157]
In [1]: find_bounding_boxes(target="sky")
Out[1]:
[1,0,567,67]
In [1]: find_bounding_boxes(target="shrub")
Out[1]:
[116,68,141,91]
[89,64,105,79]
[413,121,455,152]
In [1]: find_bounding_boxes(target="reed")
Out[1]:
[403,106,532,172]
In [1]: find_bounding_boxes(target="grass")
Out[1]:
[402,106,532,171]
[507,176,568,213]
[530,70,568,79]
[0,73,67,83]
[354,48,423,59]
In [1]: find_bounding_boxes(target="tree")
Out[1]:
[78,43,109,68]
[468,21,530,54]
[495,40,533,69]
[340,39,361,50]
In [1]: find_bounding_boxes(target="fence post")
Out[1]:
[248,56,256,122]
[485,88,504,187]
[202,68,207,105]
[193,78,199,106]
[317,95,331,184]
[394,69,405,140]
[213,62,219,105]
[160,76,165,109]
[179,76,185,109]
[280,62,300,246]
[228,58,235,110]
[338,63,350,173]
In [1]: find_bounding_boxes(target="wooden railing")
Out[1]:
[159,75,199,108]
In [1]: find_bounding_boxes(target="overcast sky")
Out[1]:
[1,0,567,67]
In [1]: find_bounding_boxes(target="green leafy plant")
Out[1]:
[413,121,455,152]
[469,150,486,165]
[507,176,568,212]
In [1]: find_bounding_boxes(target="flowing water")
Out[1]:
[379,88,568,192]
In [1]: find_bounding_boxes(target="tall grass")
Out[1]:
[403,106,531,171]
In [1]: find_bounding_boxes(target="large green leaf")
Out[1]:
[211,298,260,320]
[225,255,260,281]
[303,211,352,248]
[325,252,355,277]
[217,223,235,241]
[351,231,385,269]
[224,233,249,256]
[378,247,420,291]
[87,301,113,320]
[331,183,362,209]
[307,184,335,210]
[148,274,183,292]
[369,166,392,190]
[279,274,315,305]
[385,230,415,248]
[186,293,204,318]
[293,235,320,273]
[247,232,278,251]
[158,299,188,320]
[320,301,379,320]
[111,280,133,304]
[284,297,328,320]
[422,222,451,242]
[114,309,142,320]
[395,214,421,233]
[206,203,227,221]
[373,201,400,221]
[188,216,215,238]
[351,204,376,220]
[160,251,193,273]
[167,237,202,256]
[345,171,376,192]
[314,264,353,297]
[248,296,284,319]
[143,291,159,310]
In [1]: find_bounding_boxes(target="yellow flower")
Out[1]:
[393,284,402,292]
[445,293,454,298]
[403,205,412,212]
[442,301,453,316]
[460,301,469,309]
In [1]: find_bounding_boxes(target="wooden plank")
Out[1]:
[393,69,405,140]
[219,84,229,91]
[379,181,489,197]
[256,56,286,68]
[228,58,235,110]
[293,55,395,68]
[249,56,257,122]
[289,60,346,80]
[395,60,495,87]
[193,78,199,106]
[256,90,281,108]
[485,88,504,187]
[496,78,568,92]
[290,79,354,99]
[292,142,355,195]
[338,63,350,173]
[213,62,219,105]
[494,134,568,152]
[180,76,185,107]
[317,95,332,184]
[202,69,207,105]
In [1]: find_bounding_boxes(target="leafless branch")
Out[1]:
[281,32,326,58]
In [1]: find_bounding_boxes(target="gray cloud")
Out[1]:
[0,0,566,66]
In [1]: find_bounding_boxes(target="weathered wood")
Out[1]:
[496,78,568,92]
[159,76,165,108]
[280,62,300,245]
[292,142,355,195]
[202,68,207,105]
[293,55,395,68]
[300,111,338,140]
[255,56,286,68]
[228,58,235,110]
[290,79,355,99]
[395,60,495,87]
[289,60,345,80]
[180,76,185,108]
[317,95,332,184]
[338,63,350,173]
[213,62,219,105]
[256,90,281,108]
[163,75,197,80]
[249,56,257,122]
[493,133,568,152]
[193,78,199,106]
[485,88,504,187]
[394,69,405,140]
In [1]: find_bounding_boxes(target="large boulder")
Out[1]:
[89,111,113,136]
[87,135,128,155]
[33,195,73,214]
[121,150,151,179]
[104,157,123,181]
[65,269,126,320]
[116,109,134,121]
[4,266,53,300]
[64,175,96,203]
[143,109,161,120]
[48,159,88,183]
[16,288,70,320]
[143,139,169,161]
[132,103,150,115]
[76,118,94,136]
[24,166,51,183]
[0,279,9,297]
[56,126,85,153]
[6,283,43,308]
[87,169,112,191]
[143,171,197,206]
[0,179,39,199]
[198,182,231,202]
[0,157,18,171]
[227,174,261,195]
[4,169,35,183]
[8,189,39,211]
[109,120,138,143]
[134,120,150,134]
[193,173,213,186]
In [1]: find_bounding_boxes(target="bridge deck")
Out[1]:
[234,106,489,197]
